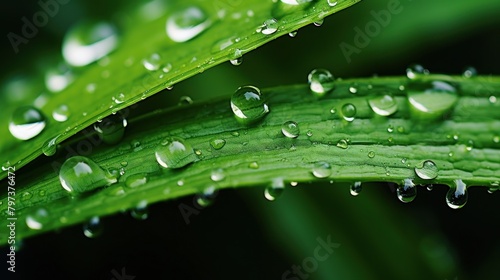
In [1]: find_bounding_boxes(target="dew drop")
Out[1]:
[112,92,125,104]
[341,103,357,122]
[312,162,331,178]
[230,57,243,66]
[350,181,362,196]
[368,94,398,116]
[195,185,218,207]
[166,6,211,42]
[142,53,161,71]
[367,151,375,158]
[264,178,285,201]
[306,130,313,137]
[289,30,298,37]
[327,0,338,7]
[210,168,226,182]
[397,178,417,203]
[446,179,467,209]
[26,208,49,230]
[83,216,103,238]
[131,201,149,220]
[42,137,57,156]
[125,173,148,188]
[489,96,497,104]
[313,19,324,27]
[62,21,118,67]
[21,191,32,201]
[230,85,269,123]
[406,64,429,79]
[349,85,358,94]
[178,96,193,105]
[308,69,335,97]
[462,67,477,78]
[260,18,279,35]
[9,106,46,140]
[415,160,438,180]
[336,139,349,149]
[249,161,260,169]
[210,138,226,150]
[407,80,458,120]
[45,63,74,92]
[281,121,300,138]
[93,111,127,144]
[155,137,197,169]
[59,156,117,194]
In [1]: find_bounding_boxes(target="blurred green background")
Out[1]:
[1,0,499,279]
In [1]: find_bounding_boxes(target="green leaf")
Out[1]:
[0,0,362,179]
[1,74,499,244]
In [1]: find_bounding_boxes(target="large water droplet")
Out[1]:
[83,216,103,238]
[59,156,117,194]
[62,21,118,67]
[368,94,398,116]
[446,179,467,209]
[341,103,356,122]
[26,208,49,230]
[230,85,269,123]
[414,160,438,180]
[397,179,417,203]
[166,6,211,42]
[261,19,278,35]
[264,178,285,201]
[155,137,197,169]
[281,121,300,138]
[93,111,127,144]
[312,162,331,178]
[52,104,70,122]
[308,69,335,97]
[408,80,458,120]
[350,181,362,196]
[9,106,46,140]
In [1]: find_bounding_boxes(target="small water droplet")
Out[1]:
[142,53,161,71]
[210,138,226,150]
[341,103,356,122]
[249,161,260,169]
[312,162,331,178]
[210,168,226,182]
[306,130,313,137]
[350,181,362,196]
[112,92,125,104]
[178,96,193,105]
[230,57,243,66]
[493,136,500,143]
[195,185,218,207]
[367,151,375,158]
[9,106,46,140]
[21,191,33,201]
[308,69,335,97]
[289,30,298,37]
[349,85,358,94]
[313,19,324,27]
[327,0,338,7]
[131,201,149,220]
[406,64,429,79]
[155,137,197,169]
[414,160,438,180]
[397,178,417,203]
[465,140,474,152]
[125,173,148,188]
[59,156,117,194]
[446,179,467,209]
[489,96,497,104]
[26,208,49,230]
[62,21,118,67]
[52,104,70,122]
[368,94,398,116]
[336,139,349,149]
[281,121,300,138]
[93,111,127,144]
[230,85,269,123]
[45,63,74,92]
[462,67,477,78]
[264,178,285,201]
[166,6,211,42]
[290,181,298,187]
[261,18,278,35]
[387,125,394,133]
[83,216,103,238]
[426,184,434,191]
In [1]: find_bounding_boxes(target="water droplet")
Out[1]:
[327,0,338,7]
[308,69,335,97]
[59,156,117,194]
[93,111,127,144]
[210,138,226,150]
[62,21,118,67]
[280,0,313,4]
[465,140,474,152]
[142,53,161,71]
[350,181,362,196]
[336,139,349,149]
[489,96,497,104]
[367,151,375,158]
[281,121,300,138]
[290,181,298,187]
[312,162,331,178]
[112,92,125,104]
[230,85,269,123]
[21,191,33,201]
[195,185,218,207]
[387,125,394,133]
[407,80,458,120]
[426,184,434,191]
[446,179,467,209]
[264,178,285,201]
[131,201,149,220]
[415,160,438,180]
[313,19,324,27]
[125,173,148,188]
[166,6,211,42]
[51,104,70,122]
[178,96,193,105]
[341,103,356,122]
[45,63,74,92]
[9,106,46,140]
[306,130,313,137]
[249,161,260,169]
[230,57,243,66]
[493,136,500,143]
[42,136,59,156]
[261,18,278,35]
[406,64,429,79]
[368,94,398,116]
[210,168,226,182]
[462,67,477,78]
[155,137,197,169]
[349,85,358,94]
[26,208,49,230]
[289,30,297,37]
[83,216,103,238]
[397,179,417,203]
